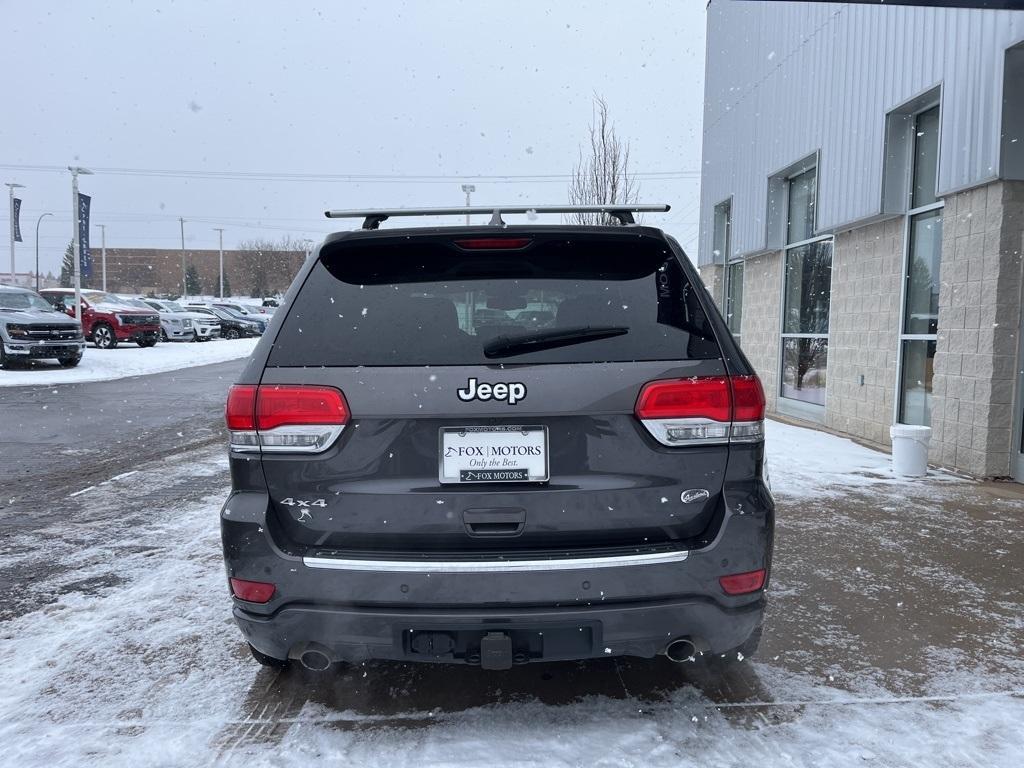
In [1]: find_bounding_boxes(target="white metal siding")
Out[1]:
[699,1,1024,265]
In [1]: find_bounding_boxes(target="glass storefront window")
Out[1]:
[898,102,942,426]
[899,339,936,426]
[903,209,942,336]
[783,241,832,334]
[725,261,743,339]
[912,106,940,209]
[780,238,832,407]
[781,337,828,406]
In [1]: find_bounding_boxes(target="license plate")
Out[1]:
[439,426,549,484]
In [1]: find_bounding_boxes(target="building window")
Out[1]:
[712,199,731,265]
[725,260,743,341]
[713,199,742,341]
[779,166,832,409]
[898,104,941,426]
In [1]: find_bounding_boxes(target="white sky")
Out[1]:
[1,1,707,276]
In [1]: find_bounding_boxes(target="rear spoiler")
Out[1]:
[324,204,671,230]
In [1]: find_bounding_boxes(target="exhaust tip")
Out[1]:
[299,647,333,671]
[664,638,697,663]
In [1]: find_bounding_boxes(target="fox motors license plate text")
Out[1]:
[439,426,549,484]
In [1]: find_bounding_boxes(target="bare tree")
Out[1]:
[567,96,639,224]
[234,235,306,297]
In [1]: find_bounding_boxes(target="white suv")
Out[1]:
[141,298,221,341]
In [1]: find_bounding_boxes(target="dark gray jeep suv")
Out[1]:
[221,206,773,671]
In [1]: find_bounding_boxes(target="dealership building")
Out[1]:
[697,1,1024,479]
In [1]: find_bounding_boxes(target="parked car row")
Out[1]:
[1,284,272,369]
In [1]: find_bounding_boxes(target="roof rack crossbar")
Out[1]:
[323,204,670,230]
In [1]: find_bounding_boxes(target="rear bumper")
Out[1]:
[233,597,764,664]
[221,486,774,665]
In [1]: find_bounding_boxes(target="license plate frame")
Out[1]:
[438,425,549,484]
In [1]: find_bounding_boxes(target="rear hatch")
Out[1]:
[252,229,731,555]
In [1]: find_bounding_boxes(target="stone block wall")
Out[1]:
[736,251,783,414]
[824,219,904,446]
[930,180,1024,477]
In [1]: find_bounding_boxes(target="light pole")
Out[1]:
[35,212,53,293]
[461,184,475,225]
[97,224,107,291]
[179,217,187,298]
[6,182,25,281]
[69,167,93,323]
[213,227,224,299]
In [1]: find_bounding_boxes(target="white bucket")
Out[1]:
[890,424,932,477]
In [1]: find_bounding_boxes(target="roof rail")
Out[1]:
[323,204,671,230]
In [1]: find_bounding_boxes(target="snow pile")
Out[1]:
[765,419,961,498]
[0,337,259,387]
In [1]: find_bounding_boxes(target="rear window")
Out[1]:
[267,235,720,366]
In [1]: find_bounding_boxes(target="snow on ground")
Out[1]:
[0,426,1021,766]
[0,337,258,387]
[765,418,963,497]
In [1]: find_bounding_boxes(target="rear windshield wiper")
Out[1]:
[483,325,629,359]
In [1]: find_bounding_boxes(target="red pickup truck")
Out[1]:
[40,289,161,349]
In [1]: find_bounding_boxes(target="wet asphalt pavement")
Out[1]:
[1,361,1022,765]
[0,359,240,508]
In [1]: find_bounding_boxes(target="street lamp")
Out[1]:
[69,166,93,323]
[213,227,225,299]
[461,184,475,225]
[179,217,187,298]
[35,212,53,293]
[96,223,107,291]
[5,182,25,281]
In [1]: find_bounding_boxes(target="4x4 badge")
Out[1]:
[457,377,526,405]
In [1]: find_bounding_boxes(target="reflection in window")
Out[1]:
[713,200,731,262]
[899,339,936,426]
[787,167,817,244]
[904,209,942,335]
[912,106,940,209]
[725,260,743,340]
[782,338,828,406]
[898,102,942,426]
[783,241,832,335]
[780,238,832,407]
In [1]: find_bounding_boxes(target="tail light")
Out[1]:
[454,237,532,250]
[634,375,765,446]
[719,568,766,596]
[226,384,349,453]
[229,577,276,603]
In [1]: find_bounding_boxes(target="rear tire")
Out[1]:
[92,323,117,349]
[248,643,289,669]
[58,353,82,368]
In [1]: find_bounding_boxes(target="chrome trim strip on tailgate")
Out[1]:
[302,549,688,573]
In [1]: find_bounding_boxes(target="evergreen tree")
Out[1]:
[185,264,202,295]
[60,243,74,288]
[59,241,91,289]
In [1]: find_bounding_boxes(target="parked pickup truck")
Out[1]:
[0,285,85,368]
[40,288,161,349]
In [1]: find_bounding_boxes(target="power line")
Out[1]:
[0,163,701,184]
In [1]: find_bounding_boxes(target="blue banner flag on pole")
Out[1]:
[78,193,92,280]
[12,198,22,242]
